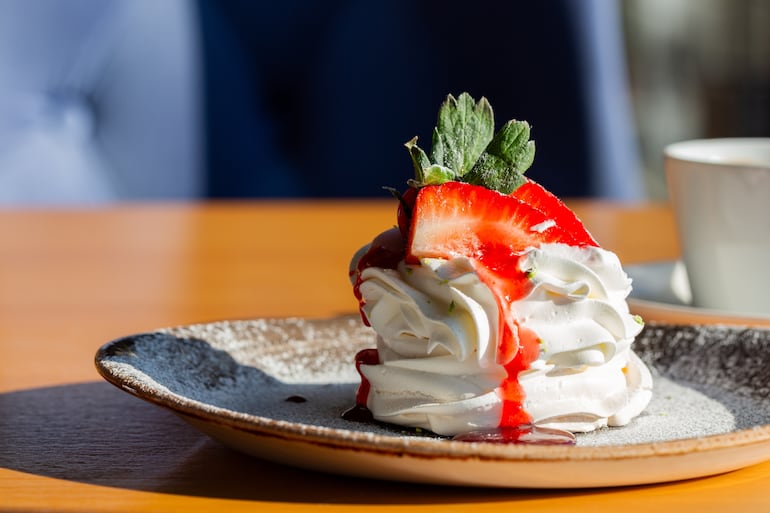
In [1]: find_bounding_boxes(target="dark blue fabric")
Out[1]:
[198,0,592,198]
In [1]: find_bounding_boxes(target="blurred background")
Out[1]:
[0,0,767,206]
[623,0,770,199]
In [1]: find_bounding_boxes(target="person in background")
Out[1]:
[0,0,642,206]
[0,0,202,206]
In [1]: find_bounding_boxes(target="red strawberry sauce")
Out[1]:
[347,186,578,445]
[346,227,406,424]
[469,250,540,428]
[351,227,405,326]
[349,230,547,436]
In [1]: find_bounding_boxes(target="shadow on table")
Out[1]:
[0,381,644,504]
[2,378,761,505]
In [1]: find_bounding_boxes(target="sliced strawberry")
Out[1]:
[511,178,598,247]
[406,181,587,372]
[396,186,418,238]
[407,181,578,267]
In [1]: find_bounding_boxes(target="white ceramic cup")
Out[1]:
[664,138,770,315]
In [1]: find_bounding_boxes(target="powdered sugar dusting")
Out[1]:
[97,318,770,445]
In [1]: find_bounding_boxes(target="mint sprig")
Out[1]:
[405,93,535,194]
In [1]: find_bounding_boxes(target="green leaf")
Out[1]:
[404,137,431,184]
[487,120,535,171]
[464,120,536,193]
[464,153,527,194]
[420,164,456,185]
[430,93,494,177]
[400,94,536,193]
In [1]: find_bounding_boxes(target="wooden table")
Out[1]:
[3,199,769,512]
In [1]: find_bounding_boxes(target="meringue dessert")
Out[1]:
[349,93,652,441]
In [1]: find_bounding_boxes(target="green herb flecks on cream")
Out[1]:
[406,93,535,194]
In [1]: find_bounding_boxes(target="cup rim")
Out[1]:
[664,137,770,170]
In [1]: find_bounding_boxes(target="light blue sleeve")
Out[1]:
[0,0,203,205]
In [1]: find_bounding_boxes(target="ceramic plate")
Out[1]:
[95,316,770,489]
[626,261,770,327]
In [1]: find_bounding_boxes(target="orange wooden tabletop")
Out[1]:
[3,199,769,512]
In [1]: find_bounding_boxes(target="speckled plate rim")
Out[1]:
[94,316,770,488]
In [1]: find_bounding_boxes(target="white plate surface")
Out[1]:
[626,261,770,327]
[96,316,770,488]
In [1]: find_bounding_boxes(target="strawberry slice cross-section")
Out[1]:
[407,181,590,268]
[406,180,598,370]
[511,179,598,247]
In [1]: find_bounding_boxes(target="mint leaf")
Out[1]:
[430,93,494,177]
[464,120,535,193]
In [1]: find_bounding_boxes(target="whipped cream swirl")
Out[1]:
[353,240,652,436]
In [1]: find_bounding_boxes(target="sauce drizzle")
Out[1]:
[350,224,556,443]
[352,228,405,326]
[452,425,576,445]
